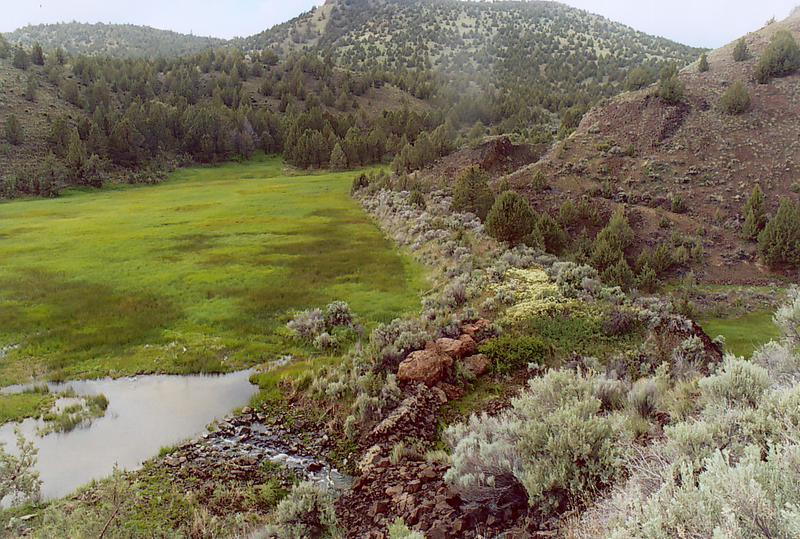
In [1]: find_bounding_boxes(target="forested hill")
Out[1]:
[236,0,704,134]
[4,22,224,58]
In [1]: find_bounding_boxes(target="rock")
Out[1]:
[431,386,448,404]
[435,334,477,360]
[438,382,464,401]
[398,349,453,386]
[460,319,492,341]
[463,354,490,377]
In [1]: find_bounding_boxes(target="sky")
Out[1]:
[1,0,799,48]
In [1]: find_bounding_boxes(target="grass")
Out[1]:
[0,386,54,424]
[0,155,425,386]
[699,311,781,358]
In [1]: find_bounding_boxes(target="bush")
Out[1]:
[602,257,635,290]
[261,482,339,539]
[624,66,655,91]
[408,189,425,209]
[733,37,749,61]
[485,191,536,246]
[773,286,800,345]
[324,301,353,328]
[350,173,369,194]
[445,370,629,516]
[757,198,800,268]
[719,81,751,114]
[479,335,548,374]
[451,166,495,220]
[287,309,325,341]
[12,47,30,70]
[535,213,569,255]
[755,29,800,83]
[699,357,771,408]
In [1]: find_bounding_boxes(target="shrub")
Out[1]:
[408,189,425,209]
[550,261,599,298]
[485,191,536,246]
[698,53,709,72]
[755,29,800,83]
[287,309,325,341]
[324,301,353,328]
[591,208,634,271]
[531,170,549,192]
[12,47,30,70]
[628,378,661,419]
[699,357,771,408]
[670,194,687,213]
[445,370,628,516]
[773,286,800,345]
[388,518,424,539]
[350,173,369,194]
[261,482,339,539]
[733,37,749,61]
[719,80,751,114]
[451,166,495,220]
[741,184,767,240]
[757,198,800,268]
[636,264,659,292]
[480,335,548,374]
[602,257,635,290]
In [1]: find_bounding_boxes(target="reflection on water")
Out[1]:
[0,371,258,500]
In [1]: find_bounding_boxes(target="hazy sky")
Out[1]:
[2,1,799,48]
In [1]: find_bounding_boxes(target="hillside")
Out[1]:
[237,0,703,132]
[496,9,800,286]
[4,22,223,58]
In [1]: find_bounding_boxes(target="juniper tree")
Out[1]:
[755,30,800,83]
[329,142,347,170]
[31,43,44,66]
[741,185,767,240]
[758,198,800,268]
[12,47,30,70]
[719,81,751,114]
[452,166,495,220]
[698,53,709,72]
[485,191,536,245]
[733,37,749,61]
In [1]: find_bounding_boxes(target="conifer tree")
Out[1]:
[66,129,87,183]
[758,198,800,268]
[31,43,44,66]
[741,185,767,240]
[452,166,495,220]
[12,47,30,70]
[698,53,709,72]
[733,38,749,62]
[485,191,536,245]
[330,142,347,170]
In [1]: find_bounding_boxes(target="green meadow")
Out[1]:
[0,155,424,386]
[700,311,781,358]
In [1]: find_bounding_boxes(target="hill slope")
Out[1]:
[4,22,223,58]
[506,9,800,285]
[237,0,703,131]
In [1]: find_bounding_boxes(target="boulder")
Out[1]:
[463,354,491,377]
[436,334,477,360]
[460,319,493,342]
[398,349,453,386]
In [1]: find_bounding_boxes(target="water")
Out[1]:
[0,370,258,500]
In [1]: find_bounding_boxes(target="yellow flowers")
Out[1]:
[493,267,572,322]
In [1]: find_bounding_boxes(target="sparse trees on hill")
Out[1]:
[452,166,495,220]
[733,38,749,61]
[485,191,536,245]
[755,29,800,83]
[758,198,800,268]
[698,53,709,72]
[719,81,751,114]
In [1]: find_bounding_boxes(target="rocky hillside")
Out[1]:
[4,22,223,58]
[504,9,800,285]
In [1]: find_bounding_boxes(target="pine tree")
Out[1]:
[31,43,44,66]
[452,166,495,220]
[485,191,536,245]
[758,198,800,268]
[741,185,767,240]
[733,38,749,62]
[636,264,659,293]
[330,142,347,170]
[698,53,709,73]
[602,257,635,290]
